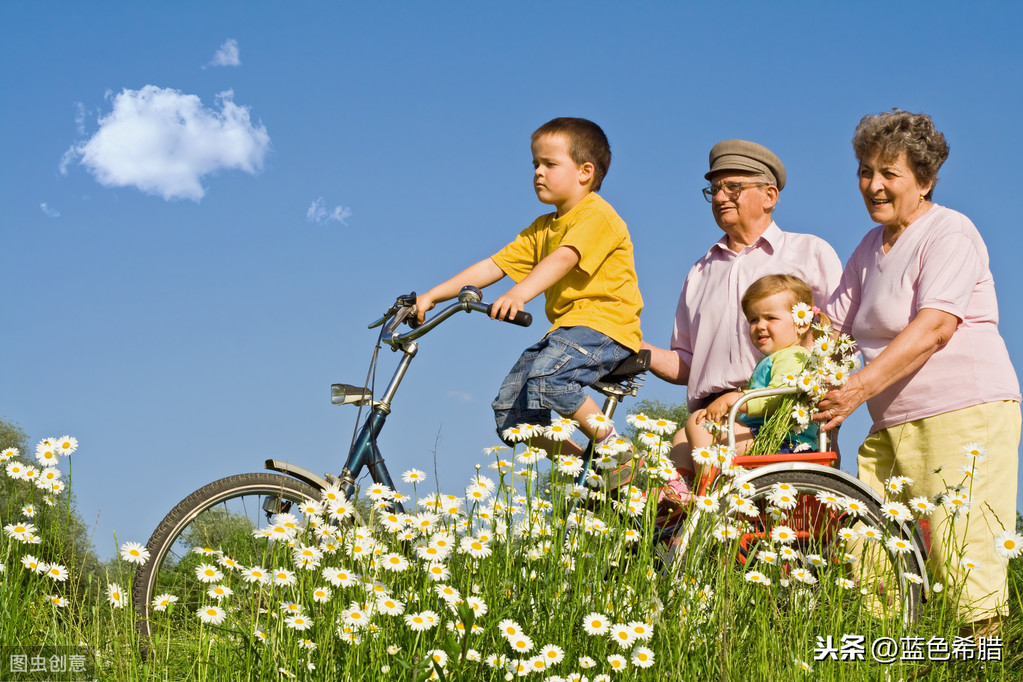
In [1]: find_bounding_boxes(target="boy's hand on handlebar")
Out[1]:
[414,293,436,326]
[490,292,526,322]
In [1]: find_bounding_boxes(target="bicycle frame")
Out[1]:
[265,288,531,515]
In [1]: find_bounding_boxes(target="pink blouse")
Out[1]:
[826,204,1020,432]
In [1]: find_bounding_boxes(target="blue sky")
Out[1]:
[4,2,1022,557]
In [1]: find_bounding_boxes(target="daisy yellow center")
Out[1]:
[1006,540,1017,549]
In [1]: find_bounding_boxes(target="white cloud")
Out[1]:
[60,86,271,201]
[40,203,60,218]
[208,39,241,67]
[306,198,353,225]
[444,390,474,403]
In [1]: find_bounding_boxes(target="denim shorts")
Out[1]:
[492,326,632,438]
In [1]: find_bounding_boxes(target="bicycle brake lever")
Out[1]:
[369,292,418,329]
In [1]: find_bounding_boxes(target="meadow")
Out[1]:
[2,416,1021,682]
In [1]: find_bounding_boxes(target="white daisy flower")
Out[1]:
[194,563,224,583]
[581,612,609,635]
[35,444,60,466]
[402,468,427,484]
[884,475,912,495]
[152,593,178,611]
[791,302,813,325]
[607,654,628,672]
[885,537,913,554]
[282,613,311,631]
[404,610,438,631]
[42,563,69,582]
[942,490,971,515]
[994,530,1023,559]
[608,623,637,649]
[56,436,78,456]
[745,570,771,585]
[107,583,126,608]
[197,605,226,624]
[207,584,233,600]
[120,541,150,565]
[376,595,404,615]
[908,496,936,516]
[791,568,817,585]
[365,483,393,501]
[880,501,912,522]
[770,525,797,544]
[273,568,297,586]
[242,566,270,584]
[631,646,655,668]
[962,442,987,461]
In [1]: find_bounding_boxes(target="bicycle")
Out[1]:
[132,288,929,643]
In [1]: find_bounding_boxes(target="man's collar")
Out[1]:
[709,221,781,255]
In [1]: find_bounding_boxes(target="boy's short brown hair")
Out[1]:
[532,117,611,191]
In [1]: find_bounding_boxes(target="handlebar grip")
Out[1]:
[486,304,532,327]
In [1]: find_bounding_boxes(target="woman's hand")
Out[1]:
[814,374,868,431]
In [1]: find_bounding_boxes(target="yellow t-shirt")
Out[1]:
[491,192,643,352]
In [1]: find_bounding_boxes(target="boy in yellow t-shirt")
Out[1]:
[416,117,643,453]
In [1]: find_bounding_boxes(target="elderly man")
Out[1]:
[644,139,842,436]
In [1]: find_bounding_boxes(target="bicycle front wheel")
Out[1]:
[132,472,322,641]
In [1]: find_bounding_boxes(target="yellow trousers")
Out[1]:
[858,401,1020,622]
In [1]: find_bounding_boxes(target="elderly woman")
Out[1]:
[818,110,1021,630]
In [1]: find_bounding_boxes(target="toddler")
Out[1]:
[666,274,824,501]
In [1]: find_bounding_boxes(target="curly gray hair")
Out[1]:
[852,109,949,201]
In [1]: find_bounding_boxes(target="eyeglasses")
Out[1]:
[702,181,770,202]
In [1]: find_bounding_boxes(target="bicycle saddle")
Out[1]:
[597,350,651,384]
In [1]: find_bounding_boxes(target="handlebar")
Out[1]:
[371,288,532,349]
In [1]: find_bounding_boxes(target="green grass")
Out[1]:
[1,430,1020,681]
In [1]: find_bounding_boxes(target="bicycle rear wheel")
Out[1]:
[132,473,322,641]
[665,467,926,623]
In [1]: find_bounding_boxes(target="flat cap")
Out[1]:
[705,139,786,191]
